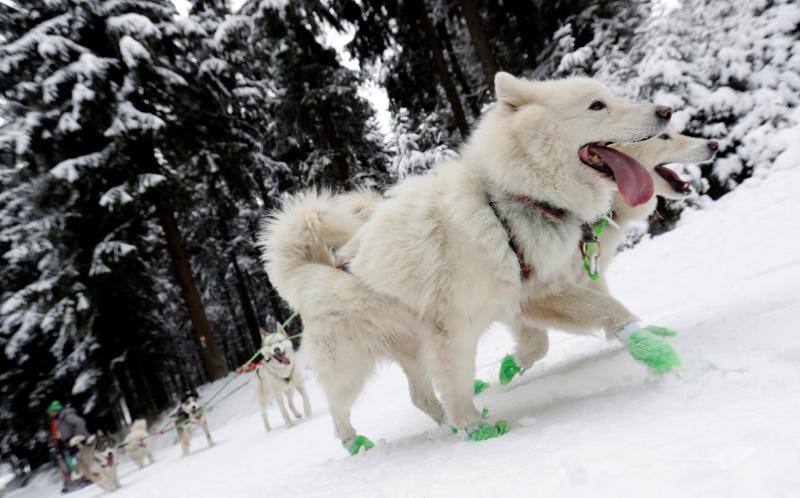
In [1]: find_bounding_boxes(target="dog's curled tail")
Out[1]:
[257,189,381,308]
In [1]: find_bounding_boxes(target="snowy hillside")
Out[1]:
[10,165,800,497]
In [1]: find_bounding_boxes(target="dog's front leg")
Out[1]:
[510,316,550,371]
[257,383,272,431]
[524,283,638,337]
[424,319,482,429]
[200,419,215,447]
[179,430,190,457]
[274,389,295,428]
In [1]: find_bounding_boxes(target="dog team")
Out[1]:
[55,72,718,492]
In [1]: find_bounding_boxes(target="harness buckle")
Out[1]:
[581,240,601,281]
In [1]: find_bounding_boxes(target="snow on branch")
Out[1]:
[119,35,152,68]
[107,13,158,38]
[213,15,253,45]
[104,101,165,137]
[50,152,105,183]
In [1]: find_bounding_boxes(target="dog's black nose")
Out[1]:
[707,140,719,151]
[656,106,672,120]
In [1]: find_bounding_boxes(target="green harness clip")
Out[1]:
[582,217,609,280]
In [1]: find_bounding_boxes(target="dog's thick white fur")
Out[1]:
[255,324,312,431]
[71,432,120,492]
[340,73,670,429]
[176,392,214,456]
[510,125,719,370]
[123,419,155,469]
[259,190,445,447]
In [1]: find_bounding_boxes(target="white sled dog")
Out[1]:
[255,324,312,431]
[507,124,719,373]
[175,389,214,456]
[259,189,445,452]
[123,419,155,469]
[70,431,120,492]
[338,73,673,432]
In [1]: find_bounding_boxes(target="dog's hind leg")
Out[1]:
[293,373,312,417]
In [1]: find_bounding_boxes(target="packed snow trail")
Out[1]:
[12,167,800,498]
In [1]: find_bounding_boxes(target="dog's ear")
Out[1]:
[495,72,537,110]
[275,322,287,337]
[259,327,270,339]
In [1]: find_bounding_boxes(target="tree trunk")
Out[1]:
[230,255,262,349]
[417,0,470,138]
[437,21,481,117]
[155,192,228,380]
[456,0,499,88]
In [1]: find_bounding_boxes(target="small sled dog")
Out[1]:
[259,190,445,449]
[255,324,312,430]
[70,431,120,492]
[175,389,214,456]
[510,124,719,371]
[123,419,155,469]
[337,73,672,430]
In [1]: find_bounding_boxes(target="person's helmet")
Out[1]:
[47,400,64,412]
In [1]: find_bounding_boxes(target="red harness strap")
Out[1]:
[488,194,570,280]
[513,194,566,219]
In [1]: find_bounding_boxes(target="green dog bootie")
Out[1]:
[464,420,510,442]
[499,354,522,385]
[474,378,489,395]
[618,323,681,374]
[346,434,375,455]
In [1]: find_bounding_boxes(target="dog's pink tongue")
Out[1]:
[590,144,654,206]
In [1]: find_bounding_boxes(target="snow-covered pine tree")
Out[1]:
[0,0,244,465]
[552,0,800,231]
[389,107,457,179]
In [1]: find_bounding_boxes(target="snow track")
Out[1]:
[12,167,800,498]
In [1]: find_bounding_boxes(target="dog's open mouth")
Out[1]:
[655,164,692,194]
[105,454,114,468]
[272,349,291,365]
[579,142,654,207]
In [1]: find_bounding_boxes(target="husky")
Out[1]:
[334,73,672,433]
[70,431,120,492]
[123,419,155,469]
[174,389,214,456]
[507,124,719,374]
[255,324,312,431]
[259,189,445,452]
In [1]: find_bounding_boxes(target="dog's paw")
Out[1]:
[463,420,509,442]
[345,435,375,455]
[617,323,681,374]
[499,354,523,385]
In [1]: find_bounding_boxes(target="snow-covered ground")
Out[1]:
[11,165,800,498]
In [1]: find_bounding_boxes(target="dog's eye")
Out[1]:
[589,100,606,111]
[659,133,671,140]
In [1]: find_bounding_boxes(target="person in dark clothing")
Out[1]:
[47,400,90,493]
